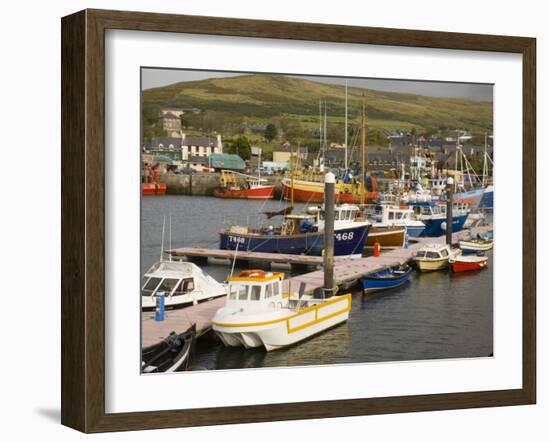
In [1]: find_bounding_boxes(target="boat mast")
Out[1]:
[482,132,488,187]
[360,98,366,205]
[290,145,295,208]
[323,101,327,170]
[454,129,462,193]
[319,100,322,155]
[258,148,262,181]
[160,214,166,262]
[344,81,348,171]
[168,214,172,262]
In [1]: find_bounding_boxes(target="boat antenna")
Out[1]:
[160,214,166,262]
[229,241,239,277]
[168,213,172,262]
[360,96,366,205]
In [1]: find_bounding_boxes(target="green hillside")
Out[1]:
[142,74,492,139]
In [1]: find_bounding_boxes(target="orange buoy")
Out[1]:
[373,242,381,257]
[238,269,266,278]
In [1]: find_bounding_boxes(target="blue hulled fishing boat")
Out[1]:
[361,264,413,293]
[219,205,370,258]
[408,201,469,237]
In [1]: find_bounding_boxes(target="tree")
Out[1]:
[264,123,277,142]
[285,123,308,145]
[226,135,252,160]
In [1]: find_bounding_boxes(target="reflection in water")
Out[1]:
[142,196,493,371]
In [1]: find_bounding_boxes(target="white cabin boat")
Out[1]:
[364,204,425,237]
[141,260,227,311]
[212,270,351,351]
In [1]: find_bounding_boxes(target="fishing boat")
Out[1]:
[361,264,413,293]
[212,270,351,351]
[280,177,377,204]
[408,201,469,237]
[365,204,425,238]
[458,237,494,254]
[365,226,407,248]
[219,204,370,257]
[141,324,196,373]
[280,98,378,205]
[213,170,275,200]
[142,182,167,195]
[449,255,488,272]
[414,244,459,272]
[452,187,485,211]
[141,260,227,311]
[142,163,166,195]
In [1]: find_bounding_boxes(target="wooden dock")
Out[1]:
[142,226,492,348]
[168,247,349,266]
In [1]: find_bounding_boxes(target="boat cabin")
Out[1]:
[281,214,317,235]
[438,198,472,216]
[316,204,362,229]
[226,270,286,311]
[142,261,197,298]
[365,204,414,225]
[415,245,450,260]
[407,201,444,218]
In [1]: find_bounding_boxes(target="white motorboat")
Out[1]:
[141,260,227,311]
[459,237,494,253]
[212,269,351,351]
[413,243,460,272]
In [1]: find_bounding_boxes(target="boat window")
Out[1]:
[142,277,162,295]
[388,212,394,220]
[238,286,249,300]
[426,251,440,259]
[250,285,262,301]
[174,278,194,295]
[228,286,237,300]
[396,212,403,220]
[416,251,426,258]
[156,278,180,293]
[334,211,340,221]
[265,283,273,298]
[273,282,280,297]
[319,211,325,221]
[441,249,449,257]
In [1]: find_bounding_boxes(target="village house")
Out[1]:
[145,133,223,164]
[272,144,309,164]
[158,112,181,137]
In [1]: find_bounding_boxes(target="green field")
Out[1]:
[142,74,493,147]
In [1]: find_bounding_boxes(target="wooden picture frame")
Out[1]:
[61,9,536,433]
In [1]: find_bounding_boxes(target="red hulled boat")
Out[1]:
[142,182,167,196]
[142,163,166,196]
[449,255,488,273]
[214,170,275,200]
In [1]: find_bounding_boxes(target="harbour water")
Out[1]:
[142,195,493,370]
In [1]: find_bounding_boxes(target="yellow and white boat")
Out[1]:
[413,244,460,272]
[212,269,351,351]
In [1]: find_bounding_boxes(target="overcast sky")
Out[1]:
[142,68,493,102]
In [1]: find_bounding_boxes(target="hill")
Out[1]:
[142,74,493,137]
